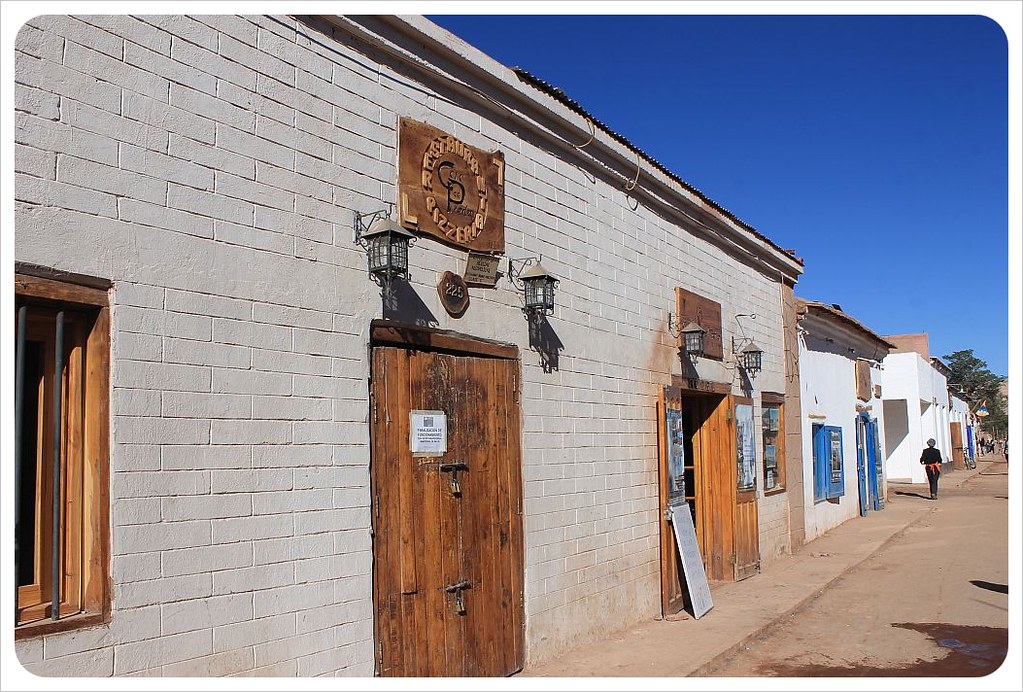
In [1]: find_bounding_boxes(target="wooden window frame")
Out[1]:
[760,395,786,495]
[14,272,111,638]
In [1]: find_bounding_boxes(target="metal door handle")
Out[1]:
[444,579,471,614]
[439,462,469,496]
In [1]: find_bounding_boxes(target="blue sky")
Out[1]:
[429,12,1013,376]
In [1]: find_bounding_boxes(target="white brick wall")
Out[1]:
[14,13,796,677]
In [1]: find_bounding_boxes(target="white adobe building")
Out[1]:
[880,334,953,484]
[795,300,893,541]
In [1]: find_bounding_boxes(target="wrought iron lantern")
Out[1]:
[354,209,416,287]
[679,321,707,359]
[739,341,764,379]
[509,257,559,317]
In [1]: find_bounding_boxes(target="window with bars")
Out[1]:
[14,271,110,634]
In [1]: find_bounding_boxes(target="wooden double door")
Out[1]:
[370,339,524,677]
[658,386,760,615]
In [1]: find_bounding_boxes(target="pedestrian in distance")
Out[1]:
[920,438,943,500]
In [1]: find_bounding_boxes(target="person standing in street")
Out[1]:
[920,438,943,500]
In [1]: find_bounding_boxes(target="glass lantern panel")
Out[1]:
[390,236,408,274]
[524,279,543,309]
[684,331,704,355]
[368,236,389,274]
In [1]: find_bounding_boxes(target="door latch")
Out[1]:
[444,579,471,614]
[439,461,469,496]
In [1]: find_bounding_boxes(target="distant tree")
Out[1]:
[943,349,1008,439]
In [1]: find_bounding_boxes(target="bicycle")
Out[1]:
[961,446,977,470]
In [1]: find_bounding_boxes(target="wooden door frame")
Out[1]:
[368,320,523,676]
[658,378,733,614]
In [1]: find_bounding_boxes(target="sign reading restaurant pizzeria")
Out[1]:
[398,118,505,253]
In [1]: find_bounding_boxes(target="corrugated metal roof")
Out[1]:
[512,67,803,266]
[796,298,896,351]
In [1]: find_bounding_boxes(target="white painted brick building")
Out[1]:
[11,14,804,677]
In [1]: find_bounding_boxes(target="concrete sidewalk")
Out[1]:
[521,458,993,677]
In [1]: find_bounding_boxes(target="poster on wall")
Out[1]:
[665,408,686,501]
[829,427,843,484]
[735,403,756,491]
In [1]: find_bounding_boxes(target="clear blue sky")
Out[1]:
[429,12,1012,376]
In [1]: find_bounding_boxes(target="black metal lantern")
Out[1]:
[519,262,558,316]
[679,321,707,358]
[355,210,415,286]
[740,341,764,379]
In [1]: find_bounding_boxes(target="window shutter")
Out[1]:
[812,424,827,502]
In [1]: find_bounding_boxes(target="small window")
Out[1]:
[761,401,785,492]
[14,272,110,634]
[812,423,845,502]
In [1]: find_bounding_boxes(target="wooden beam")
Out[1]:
[371,319,519,360]
[15,274,109,307]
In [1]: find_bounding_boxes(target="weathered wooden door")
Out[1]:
[950,422,965,468]
[731,396,760,581]
[370,345,523,677]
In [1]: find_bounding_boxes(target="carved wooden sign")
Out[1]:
[676,287,723,359]
[398,118,505,253]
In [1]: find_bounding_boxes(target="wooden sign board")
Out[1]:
[668,501,714,619]
[676,288,723,359]
[855,360,872,401]
[398,118,505,253]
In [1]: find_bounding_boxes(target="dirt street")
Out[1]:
[703,458,1010,678]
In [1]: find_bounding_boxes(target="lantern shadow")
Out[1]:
[528,315,563,373]
[679,351,699,379]
[381,279,439,328]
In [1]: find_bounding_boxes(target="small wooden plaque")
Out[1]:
[438,271,469,317]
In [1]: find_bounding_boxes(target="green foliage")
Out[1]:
[943,349,1008,438]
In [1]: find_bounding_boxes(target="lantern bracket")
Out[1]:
[506,255,541,290]
[354,205,394,244]
[730,313,763,381]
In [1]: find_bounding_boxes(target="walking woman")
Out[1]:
[920,438,943,500]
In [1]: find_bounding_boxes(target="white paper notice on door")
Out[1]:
[410,410,447,457]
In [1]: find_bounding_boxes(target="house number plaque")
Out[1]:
[438,271,469,317]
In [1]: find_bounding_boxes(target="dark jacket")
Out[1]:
[920,447,942,465]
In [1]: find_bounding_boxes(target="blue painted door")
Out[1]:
[856,417,869,516]
[865,416,884,510]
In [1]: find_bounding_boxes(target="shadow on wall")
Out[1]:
[528,316,563,373]
[382,280,439,327]
[883,399,910,458]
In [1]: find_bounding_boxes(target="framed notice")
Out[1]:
[665,408,686,501]
[410,410,447,457]
[735,403,756,491]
